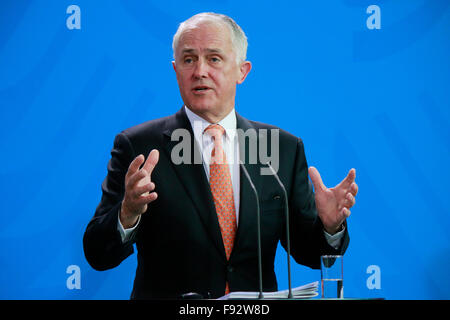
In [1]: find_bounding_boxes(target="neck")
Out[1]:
[186,106,234,124]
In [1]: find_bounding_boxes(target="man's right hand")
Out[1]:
[120,149,160,229]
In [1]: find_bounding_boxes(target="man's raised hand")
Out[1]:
[308,167,358,235]
[120,149,160,228]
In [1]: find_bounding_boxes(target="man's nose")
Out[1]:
[193,59,208,79]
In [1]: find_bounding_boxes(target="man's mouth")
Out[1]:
[192,86,212,93]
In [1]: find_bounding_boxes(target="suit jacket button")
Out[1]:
[227,266,234,273]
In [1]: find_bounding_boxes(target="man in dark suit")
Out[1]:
[83,12,358,299]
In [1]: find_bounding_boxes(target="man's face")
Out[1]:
[173,21,251,123]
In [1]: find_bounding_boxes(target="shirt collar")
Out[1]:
[184,105,237,142]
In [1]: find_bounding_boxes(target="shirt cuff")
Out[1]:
[323,225,346,250]
[117,208,140,243]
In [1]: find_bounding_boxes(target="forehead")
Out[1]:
[177,21,233,53]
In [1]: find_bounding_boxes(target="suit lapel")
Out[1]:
[233,113,263,255]
[162,107,227,261]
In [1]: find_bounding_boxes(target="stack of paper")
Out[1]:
[218,281,319,300]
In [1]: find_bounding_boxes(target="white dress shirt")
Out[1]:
[117,106,345,248]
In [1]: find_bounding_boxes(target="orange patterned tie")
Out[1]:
[204,124,237,295]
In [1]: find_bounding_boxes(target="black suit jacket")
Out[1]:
[83,107,349,299]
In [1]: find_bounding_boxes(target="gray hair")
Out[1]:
[172,12,248,64]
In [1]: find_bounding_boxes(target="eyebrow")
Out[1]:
[205,48,223,54]
[181,48,196,54]
[181,48,224,55]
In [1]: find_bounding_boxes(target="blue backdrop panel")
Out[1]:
[0,0,449,299]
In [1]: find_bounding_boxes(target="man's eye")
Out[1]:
[184,58,193,63]
[210,57,221,63]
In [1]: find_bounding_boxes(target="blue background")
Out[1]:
[1,0,449,299]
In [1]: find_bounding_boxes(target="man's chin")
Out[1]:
[185,104,223,123]
[184,100,233,123]
[185,103,214,114]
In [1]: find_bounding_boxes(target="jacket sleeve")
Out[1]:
[280,138,350,269]
[83,132,138,271]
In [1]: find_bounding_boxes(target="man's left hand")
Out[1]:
[308,167,358,235]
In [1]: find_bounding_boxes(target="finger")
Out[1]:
[341,207,351,218]
[308,166,326,192]
[350,182,358,196]
[339,168,356,189]
[127,168,149,188]
[135,192,158,205]
[133,182,155,198]
[142,149,160,177]
[126,154,145,179]
[345,193,355,208]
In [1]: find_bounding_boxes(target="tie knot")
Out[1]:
[204,124,225,140]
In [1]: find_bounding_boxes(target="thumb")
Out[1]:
[308,166,326,192]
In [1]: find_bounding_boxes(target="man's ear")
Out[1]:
[237,61,252,84]
[172,61,177,72]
